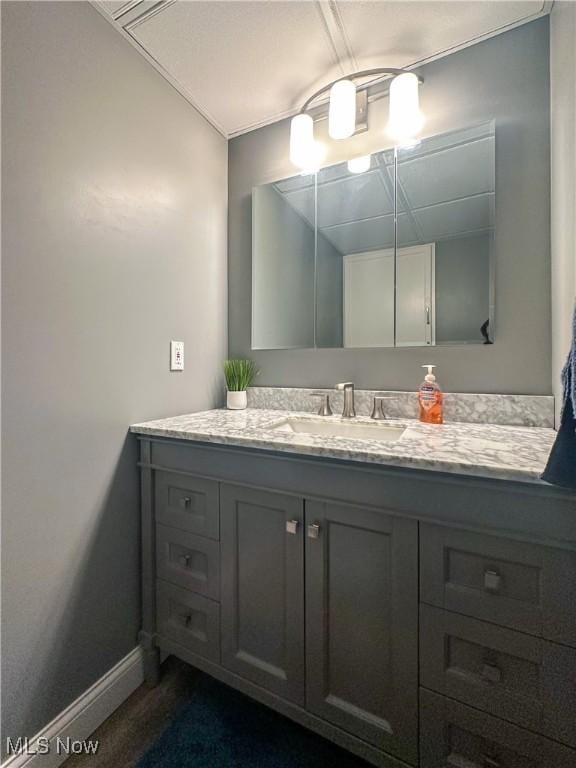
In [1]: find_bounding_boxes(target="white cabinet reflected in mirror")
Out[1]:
[252,121,495,350]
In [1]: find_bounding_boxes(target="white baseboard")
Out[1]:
[2,647,144,768]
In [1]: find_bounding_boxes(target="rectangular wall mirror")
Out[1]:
[252,121,495,350]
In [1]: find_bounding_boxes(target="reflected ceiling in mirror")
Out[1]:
[397,122,495,346]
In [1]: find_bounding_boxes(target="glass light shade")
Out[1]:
[328,79,356,140]
[289,113,315,167]
[298,141,326,174]
[386,72,424,144]
[347,155,371,174]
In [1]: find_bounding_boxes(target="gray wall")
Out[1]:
[435,235,491,344]
[1,1,227,746]
[252,185,315,348]
[316,232,343,348]
[229,19,551,394]
[252,184,343,349]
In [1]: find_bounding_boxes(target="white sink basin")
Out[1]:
[270,417,406,442]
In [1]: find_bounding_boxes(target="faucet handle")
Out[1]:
[335,382,354,392]
[311,392,332,416]
[371,395,397,420]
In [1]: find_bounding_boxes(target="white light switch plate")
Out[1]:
[170,340,184,371]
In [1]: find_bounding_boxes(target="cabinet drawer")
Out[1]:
[155,471,219,539]
[420,524,576,646]
[156,580,219,663]
[420,605,576,747]
[156,524,220,600]
[420,688,576,768]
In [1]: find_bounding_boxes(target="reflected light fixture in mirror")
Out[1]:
[347,155,371,173]
[328,79,356,139]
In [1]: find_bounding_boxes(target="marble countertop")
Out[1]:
[130,408,556,484]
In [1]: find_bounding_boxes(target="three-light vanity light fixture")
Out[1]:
[289,68,424,174]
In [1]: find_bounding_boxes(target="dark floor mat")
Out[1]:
[137,673,371,768]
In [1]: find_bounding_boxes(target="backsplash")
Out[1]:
[247,387,555,428]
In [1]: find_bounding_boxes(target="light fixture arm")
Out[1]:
[299,68,424,113]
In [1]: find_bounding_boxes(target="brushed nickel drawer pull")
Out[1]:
[179,554,192,568]
[182,497,192,508]
[286,520,299,535]
[481,662,502,684]
[484,569,501,593]
[308,523,320,539]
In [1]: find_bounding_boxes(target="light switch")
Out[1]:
[170,341,184,371]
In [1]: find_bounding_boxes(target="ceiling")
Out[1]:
[270,121,495,254]
[93,0,551,138]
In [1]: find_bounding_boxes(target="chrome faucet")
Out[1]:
[336,382,356,418]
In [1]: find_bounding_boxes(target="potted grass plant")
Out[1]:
[224,359,258,410]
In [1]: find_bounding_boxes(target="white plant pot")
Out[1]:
[227,390,247,410]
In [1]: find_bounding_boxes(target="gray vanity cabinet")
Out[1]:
[305,501,418,764]
[139,437,576,768]
[220,485,305,705]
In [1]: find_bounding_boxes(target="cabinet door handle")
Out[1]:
[481,663,502,684]
[308,523,320,539]
[179,554,192,568]
[483,569,501,593]
[182,497,192,509]
[286,520,299,535]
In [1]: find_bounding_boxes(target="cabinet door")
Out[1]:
[305,500,418,764]
[220,484,304,704]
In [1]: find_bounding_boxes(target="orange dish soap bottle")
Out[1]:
[418,364,444,424]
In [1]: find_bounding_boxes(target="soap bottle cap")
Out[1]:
[422,364,436,383]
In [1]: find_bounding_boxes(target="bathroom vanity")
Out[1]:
[131,403,576,768]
